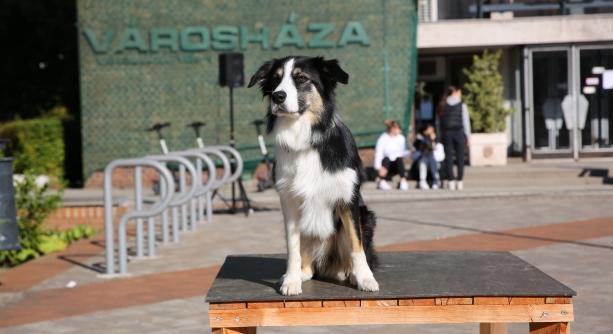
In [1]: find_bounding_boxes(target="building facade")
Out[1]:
[416,0,613,160]
[77,0,418,179]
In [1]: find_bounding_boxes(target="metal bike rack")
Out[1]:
[210,145,244,183]
[103,158,175,276]
[170,150,217,233]
[102,146,246,276]
[207,145,250,215]
[191,147,231,223]
[144,154,199,249]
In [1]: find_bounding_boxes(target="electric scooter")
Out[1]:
[147,122,171,154]
[147,122,177,194]
[252,119,275,192]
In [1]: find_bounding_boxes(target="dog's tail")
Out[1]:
[360,205,378,269]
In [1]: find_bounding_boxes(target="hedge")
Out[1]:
[0,117,64,179]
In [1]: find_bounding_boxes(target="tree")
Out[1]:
[462,50,512,133]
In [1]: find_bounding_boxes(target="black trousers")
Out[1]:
[381,157,406,180]
[442,129,466,181]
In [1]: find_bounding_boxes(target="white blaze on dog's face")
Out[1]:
[248,56,349,121]
[271,58,299,115]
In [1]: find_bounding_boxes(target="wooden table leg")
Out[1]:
[212,327,257,334]
[529,322,570,334]
[480,323,508,334]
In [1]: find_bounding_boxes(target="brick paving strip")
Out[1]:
[1,216,612,328]
[0,238,104,293]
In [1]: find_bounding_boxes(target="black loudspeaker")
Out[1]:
[219,53,244,88]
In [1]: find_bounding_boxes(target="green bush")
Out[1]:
[462,50,513,133]
[0,117,64,179]
[0,173,95,267]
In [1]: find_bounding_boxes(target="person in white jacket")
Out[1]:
[374,120,409,191]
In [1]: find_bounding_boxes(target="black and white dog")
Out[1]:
[248,56,379,295]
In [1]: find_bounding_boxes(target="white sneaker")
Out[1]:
[457,181,464,191]
[432,181,440,190]
[378,180,391,191]
[419,180,430,190]
[448,180,457,191]
[399,179,409,191]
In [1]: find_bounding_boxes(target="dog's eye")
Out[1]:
[294,75,309,84]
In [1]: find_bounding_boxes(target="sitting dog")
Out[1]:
[248,56,379,295]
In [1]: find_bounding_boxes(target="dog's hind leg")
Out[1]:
[300,235,314,282]
[338,205,379,292]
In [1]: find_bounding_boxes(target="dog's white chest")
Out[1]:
[276,148,357,238]
[276,149,356,198]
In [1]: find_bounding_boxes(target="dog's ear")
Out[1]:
[248,60,275,88]
[319,58,349,85]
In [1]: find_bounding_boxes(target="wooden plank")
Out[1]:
[322,300,360,307]
[301,300,323,308]
[398,298,436,306]
[530,322,570,334]
[480,323,508,334]
[474,297,510,305]
[210,303,247,310]
[436,297,473,305]
[209,303,573,327]
[509,297,545,305]
[246,301,285,309]
[284,300,323,308]
[212,328,257,334]
[546,297,572,304]
[361,299,398,307]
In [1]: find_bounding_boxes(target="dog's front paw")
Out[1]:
[280,274,302,296]
[357,276,379,292]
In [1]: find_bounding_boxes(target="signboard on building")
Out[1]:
[78,0,417,178]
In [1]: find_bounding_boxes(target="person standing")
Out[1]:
[374,120,410,191]
[437,86,471,190]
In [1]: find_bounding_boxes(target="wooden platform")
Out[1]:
[206,252,575,333]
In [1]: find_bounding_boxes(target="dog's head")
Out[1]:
[248,56,349,119]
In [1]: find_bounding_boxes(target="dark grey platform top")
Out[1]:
[206,252,575,303]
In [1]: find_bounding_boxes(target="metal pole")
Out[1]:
[115,159,174,274]
[103,165,116,275]
[160,177,169,243]
[134,167,144,257]
[147,217,155,256]
[195,158,204,224]
[229,86,237,212]
[179,164,188,231]
[172,206,180,242]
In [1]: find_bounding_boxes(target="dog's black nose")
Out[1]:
[271,91,286,104]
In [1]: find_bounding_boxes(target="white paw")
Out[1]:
[357,276,379,292]
[280,274,303,296]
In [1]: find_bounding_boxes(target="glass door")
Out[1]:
[578,47,613,153]
[528,48,573,154]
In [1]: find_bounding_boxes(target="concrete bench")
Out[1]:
[206,252,575,334]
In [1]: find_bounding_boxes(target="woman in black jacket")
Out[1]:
[437,86,471,191]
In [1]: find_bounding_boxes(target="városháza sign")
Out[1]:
[83,15,370,65]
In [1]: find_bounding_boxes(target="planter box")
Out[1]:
[469,132,508,166]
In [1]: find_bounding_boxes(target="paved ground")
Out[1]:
[1,159,613,333]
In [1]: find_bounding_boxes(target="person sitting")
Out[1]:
[411,124,442,190]
[374,120,409,191]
